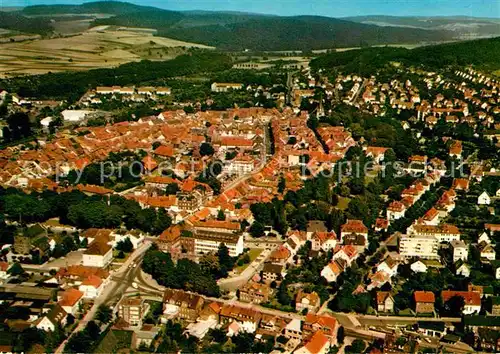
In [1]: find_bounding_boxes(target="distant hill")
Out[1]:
[310,36,500,74]
[20,1,457,51]
[344,15,500,39]
[0,11,52,35]
[21,1,159,15]
[157,16,454,51]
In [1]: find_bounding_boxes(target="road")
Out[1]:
[55,241,152,354]
[218,247,274,291]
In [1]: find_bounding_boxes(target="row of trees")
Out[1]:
[0,188,172,237]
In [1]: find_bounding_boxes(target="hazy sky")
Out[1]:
[1,0,500,18]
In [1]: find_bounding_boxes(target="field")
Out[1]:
[0,26,213,78]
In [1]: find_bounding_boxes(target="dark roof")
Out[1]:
[464,316,500,327]
[262,263,283,274]
[418,321,445,332]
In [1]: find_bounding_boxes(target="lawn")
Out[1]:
[336,196,351,210]
[234,248,263,274]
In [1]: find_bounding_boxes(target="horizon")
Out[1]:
[0,0,499,19]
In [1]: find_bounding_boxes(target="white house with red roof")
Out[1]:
[0,262,9,282]
[294,331,330,354]
[78,275,104,299]
[58,288,84,316]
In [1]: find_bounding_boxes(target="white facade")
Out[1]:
[478,191,491,205]
[456,263,470,277]
[82,248,113,268]
[451,240,468,262]
[400,234,439,259]
[79,283,103,299]
[194,235,244,257]
[411,261,428,273]
[36,317,57,332]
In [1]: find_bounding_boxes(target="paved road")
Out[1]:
[218,247,274,291]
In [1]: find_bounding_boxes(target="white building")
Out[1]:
[456,262,470,277]
[321,261,344,283]
[408,223,461,243]
[211,82,243,93]
[410,260,428,273]
[224,156,256,175]
[193,221,244,257]
[78,275,103,299]
[82,241,113,268]
[61,109,93,123]
[400,234,439,259]
[451,240,468,262]
[478,191,491,205]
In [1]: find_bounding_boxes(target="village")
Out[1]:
[0,52,499,354]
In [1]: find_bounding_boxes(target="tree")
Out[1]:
[217,209,225,221]
[443,295,465,317]
[116,237,133,253]
[8,262,25,276]
[95,305,112,324]
[346,339,366,354]
[200,142,215,156]
[165,183,180,195]
[249,221,265,237]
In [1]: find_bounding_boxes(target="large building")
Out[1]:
[399,234,439,259]
[211,82,243,93]
[190,220,244,257]
[118,297,148,327]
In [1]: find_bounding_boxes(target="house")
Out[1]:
[118,297,148,327]
[58,288,84,316]
[441,290,481,315]
[340,220,368,247]
[479,242,496,261]
[0,262,8,282]
[332,245,359,267]
[456,261,471,277]
[387,201,406,221]
[211,83,243,93]
[451,240,468,262]
[295,290,320,313]
[410,260,428,273]
[491,261,500,280]
[376,292,394,313]
[134,325,161,349]
[311,232,337,252]
[162,289,204,322]
[478,191,491,205]
[238,282,271,304]
[261,263,285,283]
[78,275,103,299]
[294,331,330,354]
[418,321,446,338]
[303,313,338,344]
[321,260,344,283]
[219,305,261,333]
[408,223,461,243]
[376,256,399,278]
[82,241,113,268]
[284,318,302,341]
[36,304,67,332]
[452,178,470,191]
[491,297,500,316]
[414,291,435,314]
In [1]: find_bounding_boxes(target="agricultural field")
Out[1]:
[0,26,213,78]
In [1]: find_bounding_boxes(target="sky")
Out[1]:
[1,0,500,18]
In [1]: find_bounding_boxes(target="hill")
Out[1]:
[310,36,500,74]
[157,16,454,51]
[21,1,456,51]
[0,11,53,35]
[21,1,159,16]
[344,15,500,39]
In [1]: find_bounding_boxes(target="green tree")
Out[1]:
[95,305,112,324]
[8,262,25,276]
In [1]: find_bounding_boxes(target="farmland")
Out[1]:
[0,26,212,78]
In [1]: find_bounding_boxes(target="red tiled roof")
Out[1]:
[341,219,368,234]
[441,290,481,306]
[82,275,102,288]
[414,291,435,303]
[59,288,83,307]
[304,331,329,354]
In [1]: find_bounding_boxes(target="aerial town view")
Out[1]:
[0,0,499,353]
